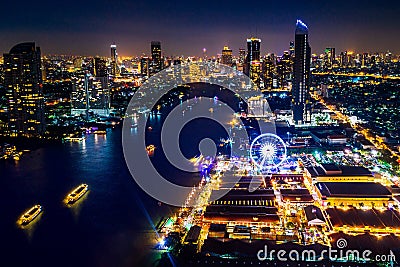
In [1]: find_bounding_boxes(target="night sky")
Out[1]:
[1,0,399,57]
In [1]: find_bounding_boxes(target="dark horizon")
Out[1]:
[1,0,399,57]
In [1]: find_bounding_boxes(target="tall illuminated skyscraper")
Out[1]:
[263,54,275,91]
[292,20,311,125]
[246,38,261,62]
[245,38,262,87]
[110,44,119,76]
[221,46,233,66]
[4,42,45,136]
[150,41,162,74]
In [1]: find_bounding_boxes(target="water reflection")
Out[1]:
[17,212,44,241]
[64,191,90,222]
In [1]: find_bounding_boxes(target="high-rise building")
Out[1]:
[140,56,150,76]
[94,57,108,78]
[339,51,355,68]
[221,46,233,66]
[347,51,355,67]
[71,72,110,117]
[238,48,246,64]
[4,42,45,136]
[324,47,335,68]
[250,61,262,87]
[238,48,246,72]
[289,41,295,57]
[150,41,162,74]
[292,20,311,125]
[245,38,261,87]
[339,52,347,67]
[263,54,276,91]
[246,38,261,62]
[361,53,369,67]
[276,51,292,88]
[110,44,119,76]
[93,57,109,108]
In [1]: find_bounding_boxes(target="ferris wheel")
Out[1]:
[249,133,287,171]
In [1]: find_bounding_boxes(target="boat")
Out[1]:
[12,151,22,161]
[93,130,107,135]
[19,205,42,225]
[65,184,88,204]
[146,145,155,157]
[63,135,85,143]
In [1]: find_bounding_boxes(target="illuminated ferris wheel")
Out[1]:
[249,133,287,171]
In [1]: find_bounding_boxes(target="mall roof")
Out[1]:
[306,164,373,177]
[280,188,314,202]
[327,207,400,229]
[316,182,391,198]
[204,205,279,223]
[205,205,278,215]
[208,223,226,232]
[184,225,201,243]
[203,214,280,223]
[210,188,275,200]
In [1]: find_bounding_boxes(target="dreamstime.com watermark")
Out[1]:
[257,238,396,262]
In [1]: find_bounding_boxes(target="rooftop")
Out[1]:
[8,42,37,54]
[280,188,314,202]
[316,182,391,198]
[306,164,373,177]
[327,207,400,229]
[304,205,326,224]
[295,19,309,35]
[204,205,279,223]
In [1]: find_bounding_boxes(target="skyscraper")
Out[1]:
[110,44,119,76]
[289,41,295,57]
[246,38,261,63]
[292,20,311,125]
[150,41,162,74]
[71,72,110,117]
[221,46,233,66]
[94,57,108,78]
[324,47,335,68]
[245,38,262,87]
[140,56,150,77]
[93,57,110,112]
[276,51,292,89]
[4,42,45,136]
[238,48,246,72]
[263,54,276,91]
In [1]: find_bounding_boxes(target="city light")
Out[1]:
[1,7,399,267]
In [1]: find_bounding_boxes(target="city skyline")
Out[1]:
[1,1,399,56]
[2,2,400,265]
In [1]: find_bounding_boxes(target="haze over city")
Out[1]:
[1,0,399,56]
